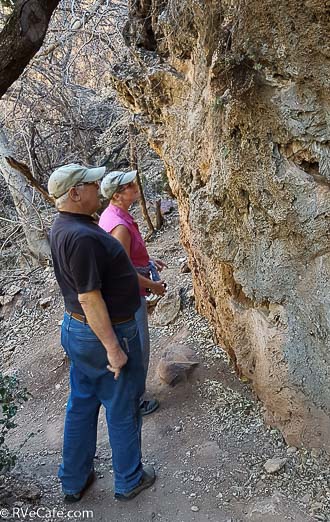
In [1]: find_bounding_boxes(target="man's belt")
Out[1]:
[66,311,134,325]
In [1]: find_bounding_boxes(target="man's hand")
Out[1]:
[152,258,167,272]
[106,345,128,380]
[78,289,129,380]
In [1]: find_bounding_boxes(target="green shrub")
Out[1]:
[0,373,29,472]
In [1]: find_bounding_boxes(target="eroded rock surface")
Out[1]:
[111,0,330,448]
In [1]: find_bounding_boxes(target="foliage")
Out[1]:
[1,0,129,181]
[0,0,15,8]
[0,0,14,24]
[0,0,131,266]
[0,373,29,471]
[0,0,164,266]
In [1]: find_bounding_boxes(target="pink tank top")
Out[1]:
[98,204,149,269]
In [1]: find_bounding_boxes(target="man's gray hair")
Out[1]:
[55,191,70,210]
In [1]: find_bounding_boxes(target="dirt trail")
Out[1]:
[1,211,329,522]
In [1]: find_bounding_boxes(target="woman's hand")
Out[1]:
[152,258,168,272]
[150,280,167,296]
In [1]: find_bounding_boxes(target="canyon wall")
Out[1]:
[112,0,330,448]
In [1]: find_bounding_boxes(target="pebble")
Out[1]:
[312,502,323,510]
[286,446,297,455]
[311,448,321,458]
[263,457,287,474]
[39,297,52,309]
[174,426,182,432]
[191,505,199,512]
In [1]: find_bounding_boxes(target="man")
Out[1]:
[48,163,155,503]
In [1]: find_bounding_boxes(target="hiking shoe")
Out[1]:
[114,465,156,501]
[64,471,96,503]
[139,398,160,416]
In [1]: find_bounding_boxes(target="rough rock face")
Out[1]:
[112,0,330,448]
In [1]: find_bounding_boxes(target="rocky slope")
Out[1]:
[3,211,330,521]
[111,0,330,448]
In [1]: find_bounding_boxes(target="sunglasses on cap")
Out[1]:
[116,180,137,192]
[75,180,100,189]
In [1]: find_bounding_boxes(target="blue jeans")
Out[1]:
[134,297,150,380]
[59,313,145,495]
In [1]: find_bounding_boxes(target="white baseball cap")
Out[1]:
[48,163,106,198]
[101,170,137,199]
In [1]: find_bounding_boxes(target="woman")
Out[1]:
[99,170,167,416]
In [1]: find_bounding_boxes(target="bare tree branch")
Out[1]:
[35,0,109,60]
[5,156,54,205]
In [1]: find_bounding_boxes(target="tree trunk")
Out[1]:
[0,128,50,263]
[128,123,155,235]
[0,0,61,99]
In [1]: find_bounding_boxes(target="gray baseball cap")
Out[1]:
[101,170,137,199]
[48,163,106,198]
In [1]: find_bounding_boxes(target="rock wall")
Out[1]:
[112,0,330,448]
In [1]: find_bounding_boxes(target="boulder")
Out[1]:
[157,344,198,385]
[153,290,181,326]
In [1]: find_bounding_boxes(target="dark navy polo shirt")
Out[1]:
[50,211,140,320]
